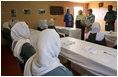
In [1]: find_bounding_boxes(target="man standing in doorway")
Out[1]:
[104,5,117,31]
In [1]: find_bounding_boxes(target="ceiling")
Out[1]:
[69,1,91,3]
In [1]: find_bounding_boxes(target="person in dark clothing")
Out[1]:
[2,22,12,46]
[104,5,117,31]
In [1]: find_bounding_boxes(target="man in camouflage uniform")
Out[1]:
[85,9,95,33]
[104,5,117,31]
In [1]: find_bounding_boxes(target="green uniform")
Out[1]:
[104,11,117,31]
[85,14,95,33]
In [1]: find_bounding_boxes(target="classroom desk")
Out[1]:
[56,26,81,39]
[60,37,117,76]
[101,31,117,44]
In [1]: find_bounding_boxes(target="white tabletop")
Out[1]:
[60,37,117,76]
[56,26,81,39]
[56,26,80,30]
[101,31,117,43]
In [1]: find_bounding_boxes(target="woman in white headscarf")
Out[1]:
[11,22,36,72]
[3,22,10,29]
[38,20,47,31]
[24,29,73,76]
[2,22,12,46]
[38,20,42,31]
[86,22,106,46]
[48,18,56,30]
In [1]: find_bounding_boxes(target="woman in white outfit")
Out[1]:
[86,22,106,46]
[24,29,73,76]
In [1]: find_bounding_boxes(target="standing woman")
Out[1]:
[64,9,73,27]
[24,29,73,76]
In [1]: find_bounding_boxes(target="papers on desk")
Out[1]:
[61,40,75,46]
[60,37,117,76]
[84,46,97,54]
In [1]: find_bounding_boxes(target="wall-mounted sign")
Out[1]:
[11,9,17,17]
[38,9,45,14]
[23,9,31,14]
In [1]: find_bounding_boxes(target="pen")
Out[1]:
[104,52,115,57]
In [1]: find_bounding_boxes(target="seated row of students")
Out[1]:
[2,18,116,48]
[2,19,116,75]
[38,18,56,31]
[10,22,73,76]
[37,18,107,46]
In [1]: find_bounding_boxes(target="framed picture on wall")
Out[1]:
[38,9,45,14]
[23,9,31,14]
[11,9,17,17]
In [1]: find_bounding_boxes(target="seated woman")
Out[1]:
[11,22,36,72]
[48,18,56,30]
[24,29,73,76]
[86,22,106,46]
[2,22,12,46]
[38,20,47,31]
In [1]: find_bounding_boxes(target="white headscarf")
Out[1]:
[91,22,101,33]
[24,29,63,76]
[42,20,48,28]
[3,22,10,29]
[38,20,47,29]
[11,22,30,41]
[48,18,54,26]
[11,22,31,62]
[86,22,105,41]
[38,20,43,28]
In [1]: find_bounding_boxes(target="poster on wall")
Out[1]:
[38,9,45,14]
[11,9,17,17]
[23,9,31,14]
